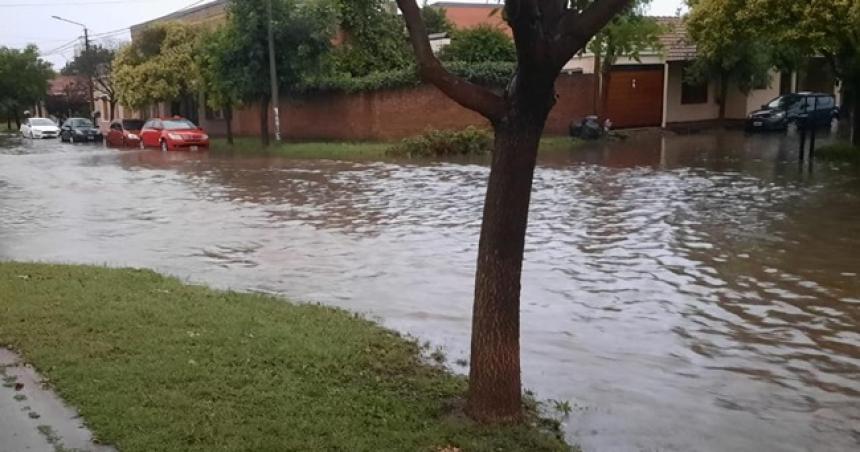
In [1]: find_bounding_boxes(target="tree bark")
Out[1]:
[109,101,116,121]
[718,73,728,121]
[225,106,234,146]
[259,96,270,147]
[468,118,543,422]
[852,96,859,147]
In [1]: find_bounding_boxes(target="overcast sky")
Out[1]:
[0,0,686,69]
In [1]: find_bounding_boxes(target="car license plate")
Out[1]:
[190,146,199,151]
[753,121,763,127]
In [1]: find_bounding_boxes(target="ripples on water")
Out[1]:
[0,132,858,452]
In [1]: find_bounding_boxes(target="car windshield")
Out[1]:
[72,119,94,128]
[163,119,197,130]
[122,120,145,130]
[30,118,55,126]
[766,95,798,109]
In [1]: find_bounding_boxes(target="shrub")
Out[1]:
[387,127,494,157]
[439,24,517,63]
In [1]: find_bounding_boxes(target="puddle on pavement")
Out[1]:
[0,128,858,452]
[0,348,115,452]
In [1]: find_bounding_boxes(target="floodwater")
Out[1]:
[0,129,858,452]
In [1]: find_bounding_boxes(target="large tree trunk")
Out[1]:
[225,106,234,146]
[468,82,553,422]
[852,104,859,147]
[259,96,270,147]
[109,101,116,121]
[718,73,728,121]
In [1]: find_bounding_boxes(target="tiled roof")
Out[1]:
[655,16,697,61]
[130,0,227,33]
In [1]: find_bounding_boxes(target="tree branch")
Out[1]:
[395,0,506,121]
[555,0,633,65]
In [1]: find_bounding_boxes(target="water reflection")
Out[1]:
[0,129,858,452]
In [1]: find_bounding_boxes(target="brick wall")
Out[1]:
[204,72,596,140]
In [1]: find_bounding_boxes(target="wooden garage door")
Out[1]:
[604,65,664,128]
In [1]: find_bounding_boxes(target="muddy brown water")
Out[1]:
[1,129,858,452]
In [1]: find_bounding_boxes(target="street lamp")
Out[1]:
[51,15,94,118]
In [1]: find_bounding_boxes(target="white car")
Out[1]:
[20,117,60,139]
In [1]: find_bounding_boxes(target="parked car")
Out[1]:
[59,118,103,143]
[20,117,60,139]
[747,92,838,131]
[139,117,209,152]
[106,119,145,148]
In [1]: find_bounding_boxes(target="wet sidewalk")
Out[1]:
[0,348,114,452]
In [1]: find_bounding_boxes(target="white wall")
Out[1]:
[664,61,720,124]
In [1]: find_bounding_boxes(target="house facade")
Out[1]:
[434,4,841,129]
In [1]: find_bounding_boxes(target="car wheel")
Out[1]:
[161,140,169,152]
[70,134,76,144]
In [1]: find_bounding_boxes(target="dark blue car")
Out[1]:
[746,92,839,131]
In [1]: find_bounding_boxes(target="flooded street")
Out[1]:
[1,130,858,452]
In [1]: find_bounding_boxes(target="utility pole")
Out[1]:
[52,16,94,119]
[267,0,282,142]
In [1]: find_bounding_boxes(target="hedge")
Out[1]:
[296,61,516,94]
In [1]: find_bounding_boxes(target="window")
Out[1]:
[816,96,834,110]
[681,78,708,104]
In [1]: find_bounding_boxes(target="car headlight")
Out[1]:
[127,133,139,140]
[201,134,209,141]
[167,133,184,141]
[773,111,785,118]
[74,129,84,135]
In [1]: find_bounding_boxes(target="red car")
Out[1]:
[106,119,145,148]
[139,117,210,152]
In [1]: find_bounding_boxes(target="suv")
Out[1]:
[747,92,838,131]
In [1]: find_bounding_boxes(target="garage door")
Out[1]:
[604,65,664,128]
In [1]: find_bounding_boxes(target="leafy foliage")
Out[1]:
[686,0,775,117]
[330,0,412,76]
[387,126,493,157]
[62,45,119,119]
[421,2,453,35]
[0,45,53,122]
[588,0,663,70]
[112,22,200,108]
[440,25,517,63]
[298,61,516,93]
[221,0,336,104]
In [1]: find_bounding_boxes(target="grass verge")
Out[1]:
[815,142,860,163]
[211,136,582,160]
[0,262,570,452]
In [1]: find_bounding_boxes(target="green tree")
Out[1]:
[331,0,412,76]
[197,27,240,144]
[61,45,119,120]
[221,0,335,145]
[113,22,200,111]
[395,0,632,423]
[740,0,860,145]
[421,2,453,35]
[439,25,517,63]
[588,0,663,113]
[0,45,53,128]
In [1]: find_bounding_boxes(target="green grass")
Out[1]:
[815,142,860,163]
[211,136,582,160]
[212,138,391,159]
[0,262,570,452]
